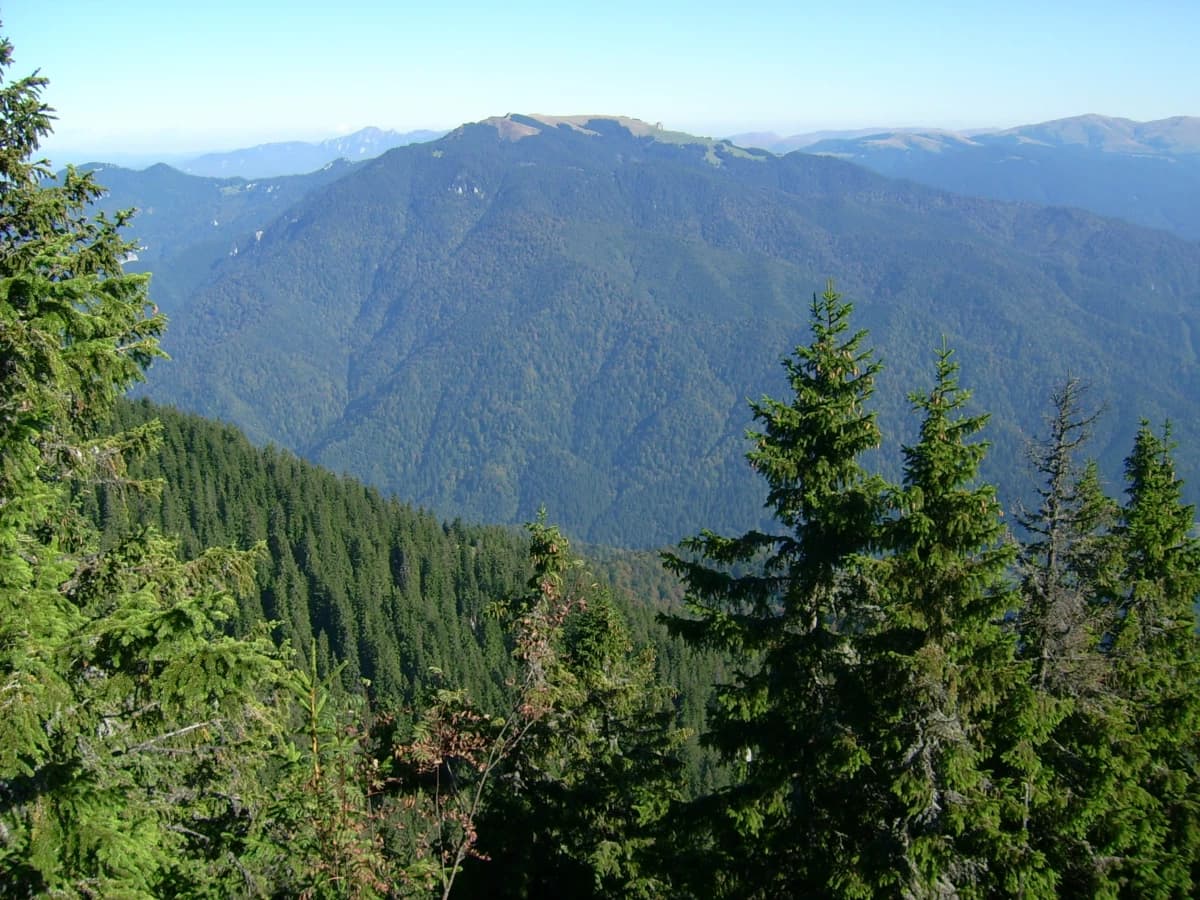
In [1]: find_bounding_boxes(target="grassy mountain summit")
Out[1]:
[139,114,1200,547]
[475,113,761,158]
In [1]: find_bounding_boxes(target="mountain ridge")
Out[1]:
[798,115,1200,239]
[995,114,1200,155]
[178,126,446,178]
[132,114,1200,546]
[740,115,1200,157]
[78,160,359,311]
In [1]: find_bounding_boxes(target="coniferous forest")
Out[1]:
[3,33,1200,899]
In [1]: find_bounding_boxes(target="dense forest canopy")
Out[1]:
[3,32,1199,899]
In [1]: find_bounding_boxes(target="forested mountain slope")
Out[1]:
[16,16,1200,891]
[10,67,1200,888]
[77,160,358,309]
[142,114,1200,547]
[89,399,715,752]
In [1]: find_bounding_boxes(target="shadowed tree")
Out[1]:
[461,518,686,898]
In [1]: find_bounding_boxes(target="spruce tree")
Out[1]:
[1105,422,1200,893]
[663,281,889,896]
[0,35,285,895]
[1016,378,1116,696]
[855,344,1046,897]
[1014,381,1134,897]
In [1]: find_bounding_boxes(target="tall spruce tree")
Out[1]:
[663,281,889,896]
[1105,422,1200,893]
[1016,379,1116,696]
[0,35,285,895]
[856,344,1047,897]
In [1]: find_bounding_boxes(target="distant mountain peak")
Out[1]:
[179,127,444,178]
[857,130,982,152]
[472,113,671,142]
[476,114,542,141]
[996,114,1200,154]
[731,115,1200,158]
[458,114,771,168]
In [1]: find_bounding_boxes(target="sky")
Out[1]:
[6,0,1199,161]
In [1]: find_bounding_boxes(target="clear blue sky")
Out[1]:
[7,0,1198,159]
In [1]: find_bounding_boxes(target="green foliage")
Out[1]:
[1011,410,1200,897]
[856,344,1043,896]
[664,290,1200,898]
[1012,380,1131,896]
[663,281,892,895]
[0,31,710,897]
[1103,422,1200,892]
[88,396,729,798]
[250,651,395,899]
[9,21,1200,892]
[93,398,529,708]
[380,520,597,899]
[0,36,287,896]
[461,519,687,898]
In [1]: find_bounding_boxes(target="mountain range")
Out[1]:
[177,126,446,178]
[762,115,1200,240]
[725,125,992,155]
[739,115,1200,157]
[113,113,1200,548]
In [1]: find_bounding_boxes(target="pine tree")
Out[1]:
[663,281,889,896]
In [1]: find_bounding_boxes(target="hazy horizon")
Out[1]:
[40,117,990,167]
[12,1,1197,163]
